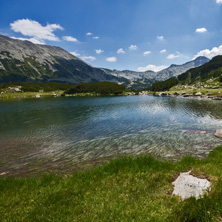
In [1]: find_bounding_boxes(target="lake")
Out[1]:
[0,95,222,176]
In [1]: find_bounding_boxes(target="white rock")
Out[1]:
[172,171,211,200]
[215,129,222,138]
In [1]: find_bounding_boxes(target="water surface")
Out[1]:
[0,95,222,176]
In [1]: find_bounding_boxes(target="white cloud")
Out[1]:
[193,45,222,59]
[10,19,63,41]
[167,52,182,59]
[117,48,125,54]
[157,36,164,41]
[93,36,99,39]
[106,57,117,62]
[137,64,168,72]
[11,36,45,44]
[160,49,167,53]
[95,49,104,54]
[143,51,151,56]
[195,28,207,33]
[70,51,80,57]
[216,0,222,4]
[129,44,138,51]
[81,56,96,61]
[62,36,78,42]
[86,32,93,36]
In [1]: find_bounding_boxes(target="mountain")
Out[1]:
[0,35,119,84]
[0,34,210,89]
[102,56,209,82]
[151,55,222,91]
[102,68,156,80]
[154,56,210,81]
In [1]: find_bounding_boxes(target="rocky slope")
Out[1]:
[0,35,119,84]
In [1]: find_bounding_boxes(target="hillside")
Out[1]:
[151,55,222,91]
[0,35,119,84]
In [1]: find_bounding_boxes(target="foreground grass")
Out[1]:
[1,147,222,221]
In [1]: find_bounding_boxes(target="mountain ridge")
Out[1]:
[0,35,119,84]
[0,35,210,89]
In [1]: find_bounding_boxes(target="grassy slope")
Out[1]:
[1,146,222,221]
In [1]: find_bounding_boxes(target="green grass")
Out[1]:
[0,91,64,99]
[168,87,222,97]
[1,146,222,221]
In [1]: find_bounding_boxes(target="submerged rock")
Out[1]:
[172,171,211,200]
[185,130,207,135]
[215,129,222,138]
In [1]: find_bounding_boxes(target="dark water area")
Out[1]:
[0,95,222,176]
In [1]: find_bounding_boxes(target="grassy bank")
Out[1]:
[0,90,64,99]
[1,146,222,221]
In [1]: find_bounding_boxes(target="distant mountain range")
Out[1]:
[0,34,210,89]
[103,56,210,82]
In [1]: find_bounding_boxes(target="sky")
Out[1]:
[0,0,222,72]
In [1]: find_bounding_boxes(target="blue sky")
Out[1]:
[0,0,222,71]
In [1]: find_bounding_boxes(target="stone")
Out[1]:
[185,130,207,135]
[195,92,202,96]
[174,92,180,95]
[172,171,211,200]
[215,129,222,138]
[159,92,167,96]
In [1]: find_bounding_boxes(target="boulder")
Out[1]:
[185,130,207,135]
[215,129,222,138]
[172,171,211,200]
[174,92,180,96]
[159,92,167,96]
[195,92,202,96]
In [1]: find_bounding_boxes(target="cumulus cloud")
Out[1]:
[137,64,168,72]
[157,36,164,41]
[117,48,125,54]
[167,52,182,59]
[81,56,96,61]
[195,28,207,33]
[193,45,222,59]
[143,51,151,56]
[11,36,45,44]
[70,51,80,57]
[86,32,93,36]
[216,0,222,4]
[93,36,99,39]
[62,36,78,42]
[106,57,117,62]
[160,49,167,53]
[129,44,138,51]
[95,49,104,54]
[10,19,63,42]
